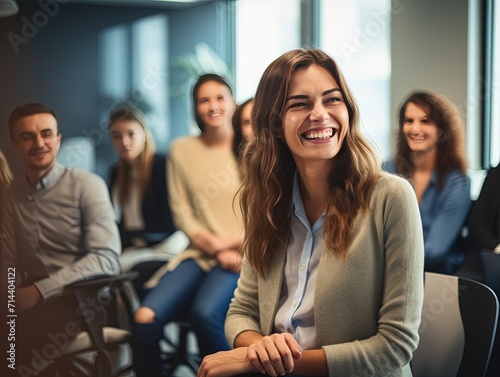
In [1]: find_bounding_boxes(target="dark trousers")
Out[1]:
[132,259,240,377]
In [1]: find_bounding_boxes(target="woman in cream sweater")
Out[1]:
[132,74,244,377]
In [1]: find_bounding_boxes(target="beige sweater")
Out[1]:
[145,136,243,287]
[225,172,424,377]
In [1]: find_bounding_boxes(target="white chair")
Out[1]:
[412,272,499,377]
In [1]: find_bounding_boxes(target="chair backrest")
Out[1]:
[411,272,499,377]
[38,272,140,377]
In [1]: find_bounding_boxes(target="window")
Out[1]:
[319,0,392,160]
[98,14,169,150]
[235,0,301,103]
[488,0,500,167]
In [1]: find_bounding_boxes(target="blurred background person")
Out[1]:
[232,97,254,160]
[2,102,121,376]
[108,106,188,299]
[132,73,244,376]
[0,148,13,214]
[386,91,471,274]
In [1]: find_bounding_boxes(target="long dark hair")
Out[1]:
[240,48,381,276]
[395,91,467,190]
[232,98,254,159]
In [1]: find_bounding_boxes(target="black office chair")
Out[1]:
[38,272,140,377]
[481,250,500,295]
[161,321,201,376]
[411,272,499,377]
[480,250,500,377]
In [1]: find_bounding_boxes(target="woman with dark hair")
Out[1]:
[108,106,188,298]
[389,91,471,273]
[132,74,244,376]
[198,49,424,377]
[232,97,254,159]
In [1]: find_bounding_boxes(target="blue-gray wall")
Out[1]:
[0,1,226,180]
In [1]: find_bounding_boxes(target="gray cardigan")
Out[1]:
[225,172,424,377]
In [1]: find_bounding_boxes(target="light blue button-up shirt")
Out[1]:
[274,172,324,350]
[419,170,471,262]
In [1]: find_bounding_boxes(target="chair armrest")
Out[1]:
[64,271,140,328]
[64,271,139,290]
[61,271,140,377]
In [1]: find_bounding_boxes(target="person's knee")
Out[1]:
[189,305,225,330]
[134,306,156,324]
[132,307,164,346]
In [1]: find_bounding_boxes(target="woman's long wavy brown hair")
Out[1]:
[108,106,155,205]
[240,48,381,277]
[395,91,467,191]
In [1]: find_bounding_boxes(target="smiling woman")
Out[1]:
[281,65,349,176]
[387,91,471,274]
[197,48,424,377]
[131,73,244,377]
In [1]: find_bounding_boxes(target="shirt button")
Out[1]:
[300,263,306,270]
[293,301,298,308]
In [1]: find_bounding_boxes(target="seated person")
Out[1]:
[0,148,13,341]
[0,148,13,215]
[107,106,188,298]
[1,102,121,376]
[132,74,244,377]
[456,163,500,281]
[232,97,254,161]
[198,48,424,377]
[385,91,471,273]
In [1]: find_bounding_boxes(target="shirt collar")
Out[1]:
[32,162,65,192]
[292,170,303,211]
[429,171,439,186]
[292,170,325,231]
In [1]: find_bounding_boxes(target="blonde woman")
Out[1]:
[108,106,186,297]
[0,149,12,199]
[198,49,424,377]
[0,149,13,238]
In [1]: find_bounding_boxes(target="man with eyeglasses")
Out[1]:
[1,102,121,376]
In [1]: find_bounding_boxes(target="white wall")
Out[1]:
[390,0,487,197]
[391,0,469,147]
